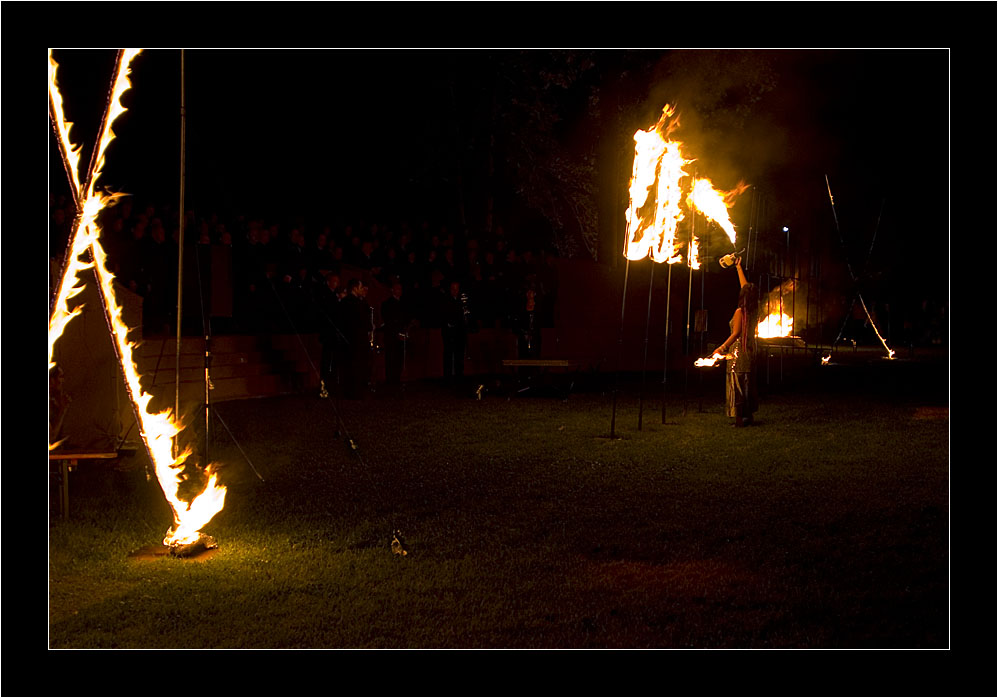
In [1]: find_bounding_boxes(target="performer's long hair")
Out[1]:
[738,283,759,349]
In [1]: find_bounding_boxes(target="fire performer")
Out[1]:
[716,257,759,427]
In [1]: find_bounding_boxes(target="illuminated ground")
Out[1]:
[48,352,948,648]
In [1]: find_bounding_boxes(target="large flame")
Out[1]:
[694,353,723,367]
[49,48,142,368]
[49,49,226,546]
[48,51,83,196]
[624,105,689,264]
[756,311,794,339]
[91,234,227,545]
[623,105,746,267]
[755,281,795,339]
[686,179,749,248]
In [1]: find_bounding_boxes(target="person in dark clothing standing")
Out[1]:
[341,278,373,399]
[380,280,412,390]
[440,280,468,384]
[317,272,346,397]
[515,285,542,358]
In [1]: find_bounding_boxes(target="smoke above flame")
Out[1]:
[623,104,747,266]
[49,49,226,546]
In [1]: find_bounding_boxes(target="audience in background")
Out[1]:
[46,198,555,340]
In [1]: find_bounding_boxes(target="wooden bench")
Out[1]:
[49,451,119,519]
[500,359,584,398]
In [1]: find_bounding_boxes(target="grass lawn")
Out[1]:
[48,356,948,648]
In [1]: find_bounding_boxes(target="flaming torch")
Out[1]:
[49,49,226,553]
[694,350,730,368]
[611,104,747,435]
[623,105,689,264]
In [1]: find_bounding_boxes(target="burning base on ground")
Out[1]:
[128,533,220,562]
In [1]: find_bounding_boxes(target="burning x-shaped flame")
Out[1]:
[49,49,225,546]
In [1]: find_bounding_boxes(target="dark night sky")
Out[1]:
[49,48,950,301]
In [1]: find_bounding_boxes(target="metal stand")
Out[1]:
[824,176,893,359]
[661,263,673,424]
[637,262,655,430]
[609,259,631,439]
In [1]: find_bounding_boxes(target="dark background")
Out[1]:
[48,48,950,308]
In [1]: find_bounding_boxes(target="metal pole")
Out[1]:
[609,258,631,439]
[637,262,655,430]
[766,270,783,387]
[175,50,187,426]
[661,263,673,424]
[806,230,813,347]
[683,210,694,415]
[697,226,707,412]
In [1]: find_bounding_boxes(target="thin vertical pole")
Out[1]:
[661,263,673,424]
[806,230,813,346]
[637,262,655,430]
[175,50,187,433]
[697,227,706,412]
[609,259,631,439]
[683,210,694,415]
[766,270,771,386]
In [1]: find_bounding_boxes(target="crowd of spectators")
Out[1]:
[50,195,560,346]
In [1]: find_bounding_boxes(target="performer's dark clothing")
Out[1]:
[318,287,346,393]
[381,295,410,386]
[515,307,541,358]
[440,292,467,382]
[340,294,373,398]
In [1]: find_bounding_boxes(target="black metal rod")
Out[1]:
[683,211,694,415]
[661,263,673,424]
[609,258,631,439]
[824,176,891,358]
[697,227,706,413]
[175,50,187,436]
[213,408,265,483]
[637,262,655,430]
